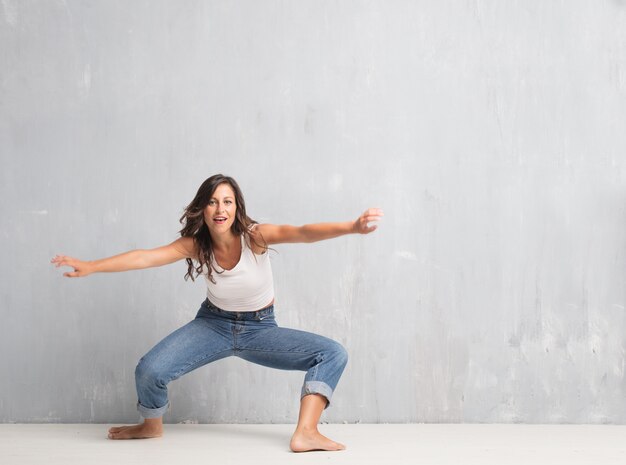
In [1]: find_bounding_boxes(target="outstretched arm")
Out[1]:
[51,236,196,278]
[254,208,383,245]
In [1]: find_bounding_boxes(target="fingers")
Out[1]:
[51,255,80,277]
[51,255,67,266]
[51,255,75,266]
[362,208,383,224]
[355,208,383,235]
[361,208,384,223]
[364,208,384,217]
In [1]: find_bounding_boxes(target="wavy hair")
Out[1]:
[178,174,265,283]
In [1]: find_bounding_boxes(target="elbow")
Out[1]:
[135,249,153,269]
[298,225,315,243]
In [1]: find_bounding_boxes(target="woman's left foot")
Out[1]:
[290,429,346,452]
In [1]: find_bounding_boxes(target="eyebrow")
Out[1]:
[210,196,234,200]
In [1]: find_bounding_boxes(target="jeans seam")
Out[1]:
[172,348,232,379]
[236,347,319,355]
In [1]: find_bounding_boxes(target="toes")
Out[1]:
[108,426,127,433]
[108,430,129,440]
[108,426,131,439]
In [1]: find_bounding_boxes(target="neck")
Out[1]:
[210,231,239,252]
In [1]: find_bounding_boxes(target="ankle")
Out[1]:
[142,418,163,428]
[295,425,319,434]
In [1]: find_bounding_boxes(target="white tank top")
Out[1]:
[204,229,274,312]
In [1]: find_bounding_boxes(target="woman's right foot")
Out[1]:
[108,421,163,440]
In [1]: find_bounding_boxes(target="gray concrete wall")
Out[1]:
[1,0,625,424]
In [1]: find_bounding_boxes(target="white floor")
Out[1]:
[2,423,625,465]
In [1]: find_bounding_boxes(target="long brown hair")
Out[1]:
[178,174,265,283]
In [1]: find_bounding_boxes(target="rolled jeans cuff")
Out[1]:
[301,381,334,409]
[137,400,170,419]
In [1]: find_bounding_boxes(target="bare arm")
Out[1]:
[254,208,384,245]
[51,236,196,278]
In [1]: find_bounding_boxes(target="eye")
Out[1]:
[225,200,232,205]
[208,200,216,206]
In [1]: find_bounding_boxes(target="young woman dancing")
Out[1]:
[51,174,383,452]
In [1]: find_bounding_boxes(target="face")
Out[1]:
[204,183,237,233]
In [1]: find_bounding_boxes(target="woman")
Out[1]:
[51,174,383,452]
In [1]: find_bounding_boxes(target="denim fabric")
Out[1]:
[135,298,348,419]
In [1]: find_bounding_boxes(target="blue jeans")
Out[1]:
[135,298,349,419]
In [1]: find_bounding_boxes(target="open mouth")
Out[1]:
[213,217,227,224]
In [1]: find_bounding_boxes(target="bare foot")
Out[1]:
[290,428,346,452]
[107,421,163,440]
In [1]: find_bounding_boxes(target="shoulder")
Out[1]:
[247,223,260,238]
[248,223,272,242]
[173,236,199,260]
[247,223,269,254]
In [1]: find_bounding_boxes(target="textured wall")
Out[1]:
[1,0,625,424]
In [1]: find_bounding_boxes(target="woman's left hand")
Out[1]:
[353,208,384,234]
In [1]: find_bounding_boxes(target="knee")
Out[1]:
[329,341,349,369]
[135,358,167,386]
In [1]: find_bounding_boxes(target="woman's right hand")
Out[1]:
[50,255,94,278]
